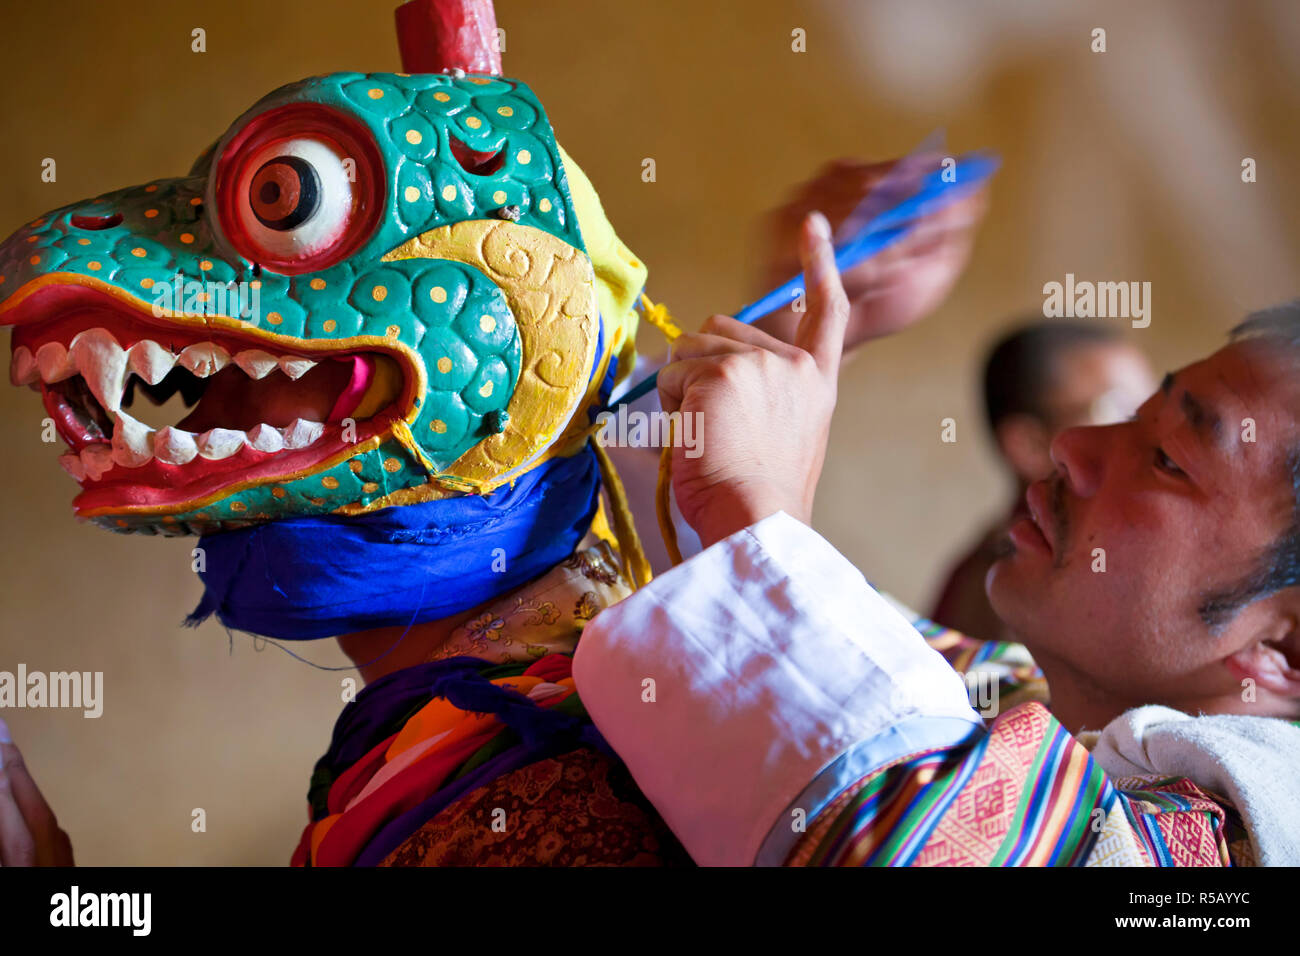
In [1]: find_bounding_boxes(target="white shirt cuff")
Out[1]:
[574,510,981,866]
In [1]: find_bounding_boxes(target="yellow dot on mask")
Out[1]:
[368,88,384,99]
[538,198,552,212]
[26,235,37,243]
[479,380,494,398]
[88,261,102,270]
[492,190,507,204]
[437,357,452,373]
[77,238,90,245]
[322,319,337,332]
[145,184,159,193]
[517,149,531,165]
[251,280,262,289]
[131,247,146,257]
[430,286,447,304]
[141,278,154,289]
[431,419,447,434]
[267,311,283,325]
[180,233,195,244]
[372,285,388,302]
[433,91,450,102]
[363,481,379,493]
[383,457,401,473]
[405,129,422,145]
[349,460,363,474]
[190,197,202,206]
[144,209,158,218]
[386,325,400,337]
[200,260,213,271]
[29,255,40,265]
[271,487,286,499]
[497,106,513,117]
[230,501,247,512]
[465,116,482,129]
[404,185,420,202]
[479,314,496,333]
[441,184,458,201]
[310,278,326,290]
[321,476,339,489]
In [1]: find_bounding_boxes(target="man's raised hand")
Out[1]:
[658,212,849,549]
[756,156,987,350]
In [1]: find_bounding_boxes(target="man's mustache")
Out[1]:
[1047,472,1070,567]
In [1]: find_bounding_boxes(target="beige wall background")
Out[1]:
[0,0,1296,864]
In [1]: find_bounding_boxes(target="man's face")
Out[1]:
[987,342,1299,705]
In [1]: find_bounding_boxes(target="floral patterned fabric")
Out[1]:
[295,540,691,867]
[379,746,691,866]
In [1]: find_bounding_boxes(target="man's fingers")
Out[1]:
[669,329,752,363]
[676,318,799,359]
[0,740,63,865]
[0,721,69,866]
[656,355,733,417]
[793,211,851,374]
[0,750,36,867]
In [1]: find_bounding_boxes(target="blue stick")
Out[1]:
[605,152,1000,412]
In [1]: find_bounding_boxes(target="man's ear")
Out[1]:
[1224,611,1300,697]
[994,414,1053,485]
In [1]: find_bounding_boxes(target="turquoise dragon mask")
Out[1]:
[0,64,645,536]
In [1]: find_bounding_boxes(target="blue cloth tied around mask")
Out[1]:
[184,446,601,641]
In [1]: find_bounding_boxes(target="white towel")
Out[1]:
[1089,705,1300,866]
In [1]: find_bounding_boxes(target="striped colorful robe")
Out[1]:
[292,541,688,867]
[576,511,1259,867]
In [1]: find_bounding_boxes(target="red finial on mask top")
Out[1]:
[395,0,502,76]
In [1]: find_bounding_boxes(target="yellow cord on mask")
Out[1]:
[656,418,683,567]
[634,292,686,570]
[638,293,682,342]
[591,436,654,590]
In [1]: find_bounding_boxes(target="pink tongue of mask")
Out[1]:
[326,355,376,423]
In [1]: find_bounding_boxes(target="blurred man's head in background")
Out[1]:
[983,321,1157,488]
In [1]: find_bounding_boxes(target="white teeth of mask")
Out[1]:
[68,329,129,413]
[80,444,115,481]
[153,426,199,465]
[35,341,74,383]
[111,412,154,468]
[10,346,38,386]
[278,356,317,380]
[246,423,285,453]
[196,428,247,460]
[282,419,324,449]
[234,350,280,379]
[178,343,230,378]
[27,329,354,480]
[127,340,177,385]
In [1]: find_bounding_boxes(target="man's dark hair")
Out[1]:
[1198,300,1300,629]
[982,320,1122,435]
